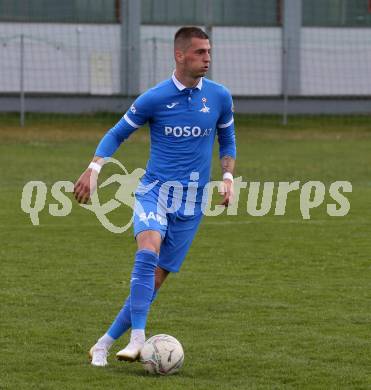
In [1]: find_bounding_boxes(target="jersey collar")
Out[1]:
[172,71,203,91]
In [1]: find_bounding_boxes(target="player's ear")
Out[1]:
[174,49,185,64]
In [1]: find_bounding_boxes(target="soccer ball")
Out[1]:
[140,334,184,375]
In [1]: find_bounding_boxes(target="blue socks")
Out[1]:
[107,249,159,339]
[107,296,132,339]
[130,249,159,329]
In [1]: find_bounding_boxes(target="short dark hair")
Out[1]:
[174,26,209,49]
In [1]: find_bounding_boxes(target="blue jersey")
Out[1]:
[95,73,236,189]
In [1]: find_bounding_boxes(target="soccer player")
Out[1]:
[73,26,236,366]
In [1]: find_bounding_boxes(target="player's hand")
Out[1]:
[219,179,234,207]
[73,169,98,204]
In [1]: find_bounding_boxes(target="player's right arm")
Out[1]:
[73,92,153,204]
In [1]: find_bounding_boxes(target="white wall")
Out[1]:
[0,23,370,96]
[0,23,121,94]
[301,28,371,96]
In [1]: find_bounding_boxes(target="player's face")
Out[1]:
[180,38,211,78]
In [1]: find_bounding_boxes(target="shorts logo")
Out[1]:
[130,105,136,114]
[139,211,167,225]
[164,126,212,137]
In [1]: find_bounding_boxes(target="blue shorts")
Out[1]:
[133,180,203,273]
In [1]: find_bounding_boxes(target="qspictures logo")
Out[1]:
[20,157,352,234]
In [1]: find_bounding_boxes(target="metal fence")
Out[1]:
[0,0,370,120]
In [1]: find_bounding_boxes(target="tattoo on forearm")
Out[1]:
[221,156,235,175]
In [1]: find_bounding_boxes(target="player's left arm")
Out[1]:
[217,88,236,206]
[219,156,235,206]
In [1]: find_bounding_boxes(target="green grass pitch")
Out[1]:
[1,113,370,389]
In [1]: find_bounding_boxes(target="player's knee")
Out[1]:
[136,231,162,254]
[138,241,159,253]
